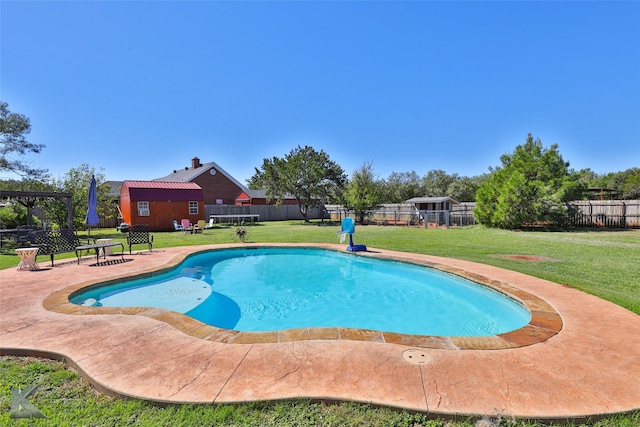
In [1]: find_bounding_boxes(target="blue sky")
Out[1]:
[2,1,639,185]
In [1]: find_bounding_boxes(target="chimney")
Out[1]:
[191,157,201,169]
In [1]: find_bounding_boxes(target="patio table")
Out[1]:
[16,247,40,270]
[75,242,125,265]
[209,214,260,225]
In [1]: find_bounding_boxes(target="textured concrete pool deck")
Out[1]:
[1,243,639,421]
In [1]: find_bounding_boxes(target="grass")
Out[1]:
[2,356,639,427]
[1,221,640,425]
[1,357,638,427]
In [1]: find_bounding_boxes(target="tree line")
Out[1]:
[248,140,639,227]
[2,101,639,230]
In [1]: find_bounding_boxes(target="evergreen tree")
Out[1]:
[475,134,582,228]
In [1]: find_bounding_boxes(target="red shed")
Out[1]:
[120,180,204,231]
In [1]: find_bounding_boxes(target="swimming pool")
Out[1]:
[71,247,531,337]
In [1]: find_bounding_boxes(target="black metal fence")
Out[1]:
[324,203,477,227]
[325,200,640,229]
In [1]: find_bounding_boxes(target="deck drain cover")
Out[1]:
[402,349,432,365]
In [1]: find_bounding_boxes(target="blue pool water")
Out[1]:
[71,247,531,336]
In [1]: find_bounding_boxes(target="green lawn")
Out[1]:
[1,356,639,427]
[1,222,639,426]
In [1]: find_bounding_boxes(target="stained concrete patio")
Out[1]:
[1,243,639,421]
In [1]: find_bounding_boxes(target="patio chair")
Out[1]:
[127,224,153,254]
[173,220,184,231]
[204,218,215,230]
[194,220,206,234]
[180,218,193,234]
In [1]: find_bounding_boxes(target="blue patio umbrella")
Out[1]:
[85,175,99,237]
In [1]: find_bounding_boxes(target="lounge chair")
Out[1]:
[173,220,184,231]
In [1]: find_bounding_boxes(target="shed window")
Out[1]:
[189,201,198,215]
[138,201,150,216]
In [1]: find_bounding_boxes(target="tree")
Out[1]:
[0,202,29,229]
[0,101,47,179]
[474,133,582,229]
[0,178,58,227]
[251,145,347,222]
[592,167,640,199]
[571,168,598,195]
[245,173,263,190]
[382,171,423,203]
[422,170,458,197]
[40,164,109,229]
[343,162,383,223]
[446,175,482,202]
[621,168,640,199]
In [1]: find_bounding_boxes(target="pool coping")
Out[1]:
[3,242,640,420]
[42,244,562,351]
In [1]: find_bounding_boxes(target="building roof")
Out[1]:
[123,180,202,190]
[153,160,248,192]
[405,196,459,204]
[122,180,204,201]
[237,189,296,200]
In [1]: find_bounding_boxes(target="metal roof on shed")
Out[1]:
[122,180,204,201]
[123,181,202,190]
[236,189,296,200]
[405,196,459,204]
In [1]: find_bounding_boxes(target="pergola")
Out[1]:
[585,188,622,201]
[0,190,73,229]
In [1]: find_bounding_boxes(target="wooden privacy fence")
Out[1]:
[205,204,324,223]
[101,205,325,228]
[443,201,640,229]
[97,217,119,229]
[568,200,640,228]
